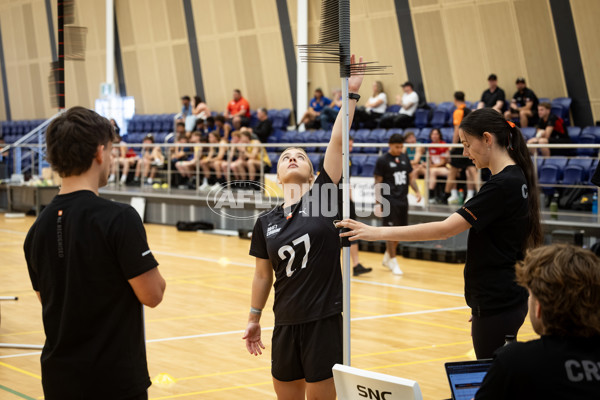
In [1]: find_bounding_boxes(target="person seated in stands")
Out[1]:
[236,130,271,182]
[223,131,244,181]
[443,91,477,204]
[174,131,202,185]
[205,116,216,132]
[224,89,251,127]
[108,134,126,184]
[192,95,210,121]
[194,118,207,135]
[353,81,387,129]
[297,88,331,130]
[133,134,164,185]
[175,95,192,122]
[253,108,273,143]
[379,81,419,129]
[403,131,426,181]
[116,136,139,185]
[477,74,505,113]
[319,88,342,130]
[109,118,120,136]
[426,128,450,204]
[232,115,243,132]
[213,115,231,141]
[175,121,186,138]
[475,244,600,400]
[527,102,571,157]
[198,131,229,190]
[504,77,538,127]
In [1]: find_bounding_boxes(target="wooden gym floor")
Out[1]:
[0,215,537,399]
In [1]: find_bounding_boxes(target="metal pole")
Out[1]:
[296,0,308,125]
[57,0,64,110]
[341,77,351,366]
[106,0,115,90]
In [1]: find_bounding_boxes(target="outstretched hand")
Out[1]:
[242,322,265,356]
[336,219,381,242]
[348,54,365,93]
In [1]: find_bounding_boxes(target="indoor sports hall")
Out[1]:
[1,1,599,399]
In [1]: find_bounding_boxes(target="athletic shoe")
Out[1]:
[447,194,460,205]
[382,251,391,268]
[198,182,210,191]
[353,263,372,276]
[464,194,474,203]
[388,258,403,275]
[210,182,222,190]
[108,174,115,183]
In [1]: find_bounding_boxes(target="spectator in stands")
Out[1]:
[319,89,343,130]
[374,134,422,275]
[224,89,251,127]
[199,131,229,190]
[214,115,232,141]
[354,81,387,129]
[117,137,139,185]
[133,134,164,185]
[192,95,210,121]
[205,116,216,132]
[174,131,201,181]
[224,131,244,181]
[108,134,125,184]
[403,131,426,181]
[504,77,538,127]
[172,134,193,187]
[379,81,419,129]
[475,244,600,400]
[444,91,477,204]
[194,118,207,135]
[175,95,192,122]
[477,74,505,113]
[527,102,571,157]
[252,108,273,143]
[175,121,186,139]
[109,118,120,136]
[297,88,332,130]
[237,130,272,182]
[426,128,450,204]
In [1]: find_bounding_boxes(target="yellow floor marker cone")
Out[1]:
[153,373,176,387]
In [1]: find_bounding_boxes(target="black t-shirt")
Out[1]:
[512,88,539,113]
[254,119,273,143]
[537,114,569,141]
[249,170,342,325]
[455,165,529,315]
[374,152,413,204]
[476,336,600,399]
[24,190,158,399]
[480,87,505,108]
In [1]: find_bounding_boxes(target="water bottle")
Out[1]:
[550,192,559,220]
[593,192,598,215]
[458,189,464,206]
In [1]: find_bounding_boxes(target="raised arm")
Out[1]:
[338,212,470,242]
[323,54,365,184]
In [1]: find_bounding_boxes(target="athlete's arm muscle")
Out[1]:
[128,267,166,308]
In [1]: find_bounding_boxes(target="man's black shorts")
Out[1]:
[382,201,408,227]
[271,314,342,382]
[449,147,474,169]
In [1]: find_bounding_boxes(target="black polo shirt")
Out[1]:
[512,88,539,114]
[480,87,506,108]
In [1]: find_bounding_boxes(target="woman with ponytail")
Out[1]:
[337,108,542,359]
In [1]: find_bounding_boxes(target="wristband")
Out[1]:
[250,307,262,315]
[348,93,361,102]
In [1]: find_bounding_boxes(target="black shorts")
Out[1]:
[271,314,342,382]
[382,201,408,227]
[449,147,474,169]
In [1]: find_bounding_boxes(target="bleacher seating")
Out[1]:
[521,127,536,140]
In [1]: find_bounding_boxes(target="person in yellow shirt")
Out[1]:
[237,129,272,182]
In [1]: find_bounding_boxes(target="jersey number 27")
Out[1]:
[278,233,311,277]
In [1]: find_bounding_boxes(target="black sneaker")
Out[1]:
[353,263,372,276]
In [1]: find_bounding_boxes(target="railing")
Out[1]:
[2,141,599,223]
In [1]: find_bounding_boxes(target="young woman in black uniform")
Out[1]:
[243,55,364,400]
[338,108,542,359]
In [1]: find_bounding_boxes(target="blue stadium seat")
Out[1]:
[249,110,259,128]
[361,156,378,177]
[278,109,291,129]
[268,152,279,173]
[151,115,162,132]
[430,109,447,128]
[562,165,585,185]
[314,129,328,143]
[414,108,429,128]
[576,132,598,157]
[386,105,401,113]
[350,154,366,176]
[567,126,581,143]
[304,130,318,152]
[544,157,569,170]
[161,118,173,132]
[552,97,572,124]
[550,104,564,120]
[538,164,561,196]
[440,127,454,143]
[427,102,436,110]
[354,129,371,153]
[308,153,321,173]
[383,128,403,143]
[568,157,594,176]
[370,128,387,143]
[588,160,599,186]
[538,97,551,104]
[521,127,536,140]
[417,128,431,143]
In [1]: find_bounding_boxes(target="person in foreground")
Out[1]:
[475,244,600,399]
[338,108,542,359]
[243,55,364,400]
[24,107,166,400]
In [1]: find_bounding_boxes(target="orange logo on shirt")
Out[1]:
[58,210,63,216]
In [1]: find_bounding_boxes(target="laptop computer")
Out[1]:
[444,359,493,400]
[333,363,423,400]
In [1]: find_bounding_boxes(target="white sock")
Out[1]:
[147,178,153,184]
[120,174,127,183]
[383,251,390,263]
[202,177,208,185]
[467,190,475,198]
[451,189,458,197]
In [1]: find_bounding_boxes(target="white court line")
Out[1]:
[352,279,463,298]
[0,306,467,358]
[152,250,254,268]
[0,228,26,236]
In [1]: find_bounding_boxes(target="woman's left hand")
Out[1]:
[348,54,365,93]
[336,219,380,241]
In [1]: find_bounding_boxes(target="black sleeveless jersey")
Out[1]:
[249,169,342,325]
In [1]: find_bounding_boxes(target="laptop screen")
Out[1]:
[445,359,493,400]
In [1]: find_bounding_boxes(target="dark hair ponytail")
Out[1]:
[459,108,542,250]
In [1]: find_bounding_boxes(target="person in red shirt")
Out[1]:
[427,128,450,203]
[224,89,251,126]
